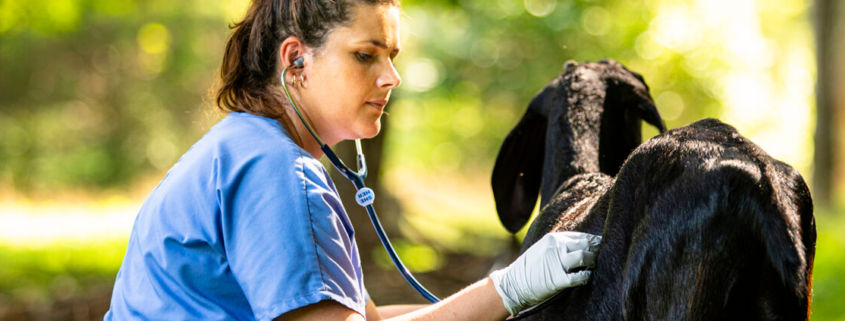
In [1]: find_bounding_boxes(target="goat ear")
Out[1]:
[491,108,547,234]
[636,101,667,133]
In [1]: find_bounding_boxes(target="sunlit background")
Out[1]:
[1,0,843,319]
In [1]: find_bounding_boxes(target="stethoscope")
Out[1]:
[282,57,564,320]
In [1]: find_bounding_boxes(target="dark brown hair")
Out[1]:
[216,0,398,145]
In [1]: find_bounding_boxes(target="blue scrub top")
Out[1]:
[106,112,368,321]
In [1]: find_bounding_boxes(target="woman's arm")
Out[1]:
[276,231,601,321]
[275,277,507,321]
[366,300,382,321]
[375,304,428,319]
[385,277,508,321]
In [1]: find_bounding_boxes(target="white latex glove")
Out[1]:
[489,231,602,316]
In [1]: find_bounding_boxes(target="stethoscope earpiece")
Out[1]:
[293,57,304,68]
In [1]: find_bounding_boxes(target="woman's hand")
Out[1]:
[489,231,602,316]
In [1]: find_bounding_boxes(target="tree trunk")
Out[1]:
[812,0,839,207]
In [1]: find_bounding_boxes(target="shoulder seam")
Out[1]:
[298,150,329,294]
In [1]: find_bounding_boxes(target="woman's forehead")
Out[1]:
[332,4,401,51]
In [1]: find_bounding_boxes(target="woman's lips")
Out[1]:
[366,100,388,109]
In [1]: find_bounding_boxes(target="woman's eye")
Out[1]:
[356,52,373,62]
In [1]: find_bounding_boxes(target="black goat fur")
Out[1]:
[492,59,816,320]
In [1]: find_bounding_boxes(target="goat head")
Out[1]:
[491,60,816,320]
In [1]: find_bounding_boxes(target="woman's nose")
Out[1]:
[376,60,401,89]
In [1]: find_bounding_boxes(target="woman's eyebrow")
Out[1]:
[359,39,401,54]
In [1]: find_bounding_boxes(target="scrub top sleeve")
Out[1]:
[217,149,366,321]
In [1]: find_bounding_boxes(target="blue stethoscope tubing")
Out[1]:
[281,58,558,320]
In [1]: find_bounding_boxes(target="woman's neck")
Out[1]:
[280,95,347,159]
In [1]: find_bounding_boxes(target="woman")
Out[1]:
[106,0,601,320]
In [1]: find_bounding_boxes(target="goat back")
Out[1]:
[521,118,815,321]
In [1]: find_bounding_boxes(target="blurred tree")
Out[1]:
[812,0,839,207]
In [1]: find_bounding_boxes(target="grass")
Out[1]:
[0,239,127,307]
[809,208,845,320]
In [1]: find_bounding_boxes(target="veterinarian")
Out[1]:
[105,0,602,320]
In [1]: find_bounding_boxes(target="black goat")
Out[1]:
[491,59,816,320]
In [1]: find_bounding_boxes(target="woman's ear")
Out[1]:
[279,36,306,69]
[491,105,547,234]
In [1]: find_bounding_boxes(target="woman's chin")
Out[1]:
[351,120,381,140]
[362,120,381,138]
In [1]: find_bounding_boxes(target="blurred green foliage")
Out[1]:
[0,0,236,192]
[1,0,815,192]
[384,0,814,179]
